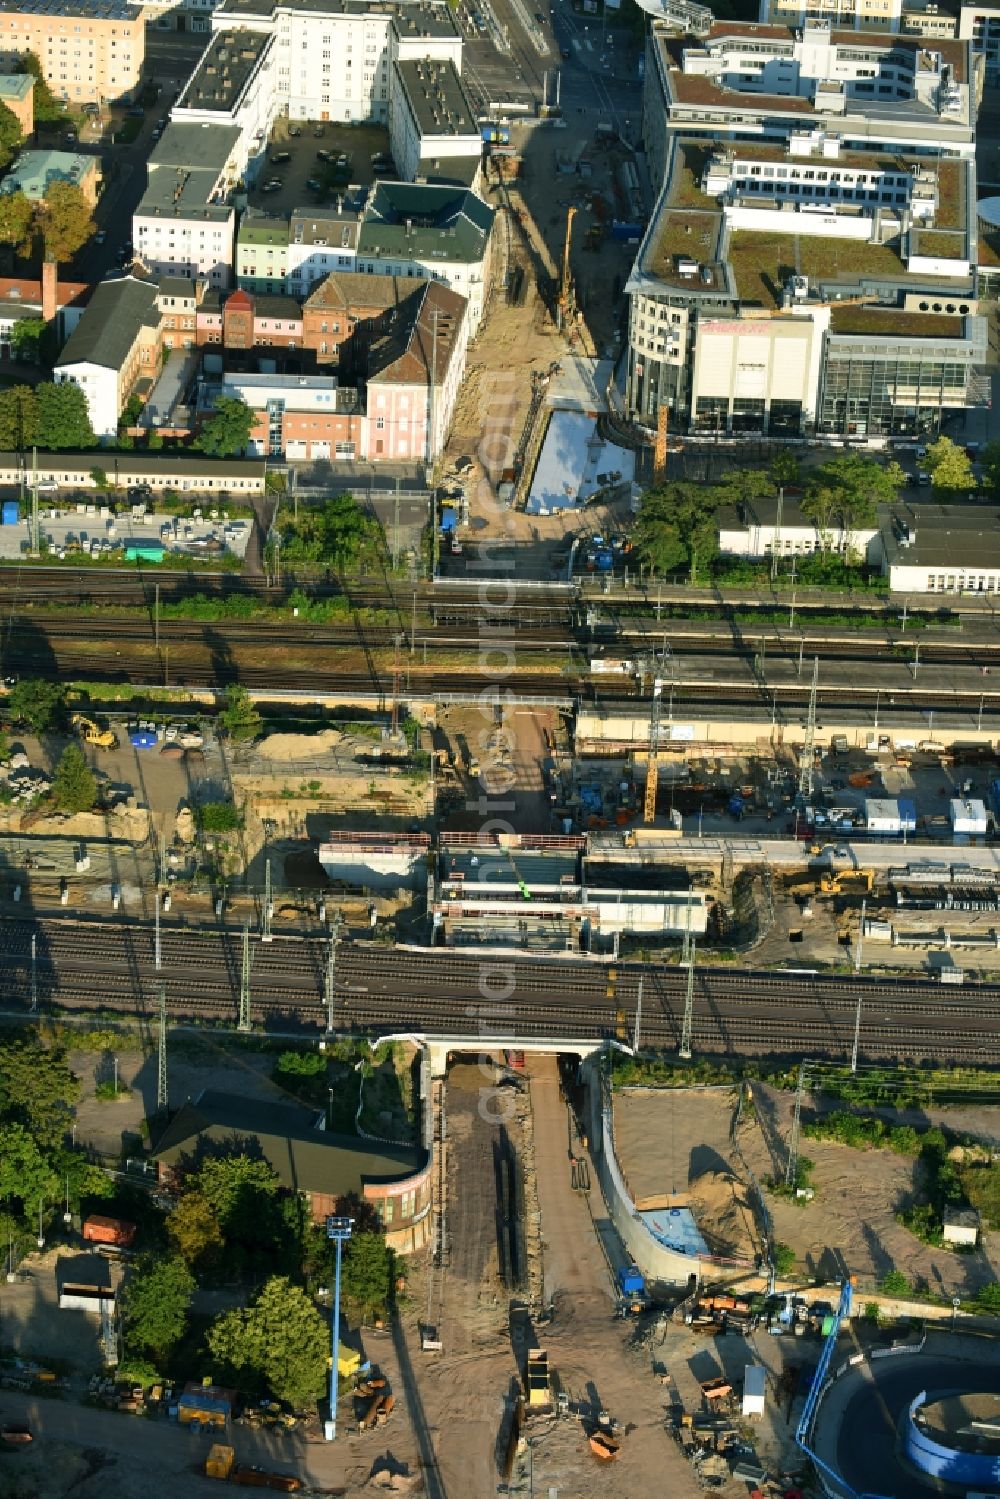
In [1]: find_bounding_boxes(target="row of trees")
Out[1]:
[0,382,95,451]
[121,1146,397,1409]
[273,492,383,573]
[0,1036,112,1254]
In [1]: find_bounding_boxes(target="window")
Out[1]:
[376,416,385,430]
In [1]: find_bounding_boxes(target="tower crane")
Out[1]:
[558,206,577,329]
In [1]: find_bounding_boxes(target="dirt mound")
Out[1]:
[258,729,343,762]
[687,1167,757,1257]
[174,806,196,844]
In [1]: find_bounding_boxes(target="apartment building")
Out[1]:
[172,26,278,181]
[0,0,143,105]
[302,270,413,369]
[285,204,360,296]
[133,122,240,287]
[0,72,32,133]
[54,274,161,438]
[356,180,493,334]
[366,278,467,462]
[209,0,462,126]
[204,370,364,459]
[389,56,481,184]
[3,146,100,203]
[236,211,288,292]
[626,19,988,440]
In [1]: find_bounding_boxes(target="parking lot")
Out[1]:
[247,119,394,220]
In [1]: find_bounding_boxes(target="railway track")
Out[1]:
[2,917,998,1064]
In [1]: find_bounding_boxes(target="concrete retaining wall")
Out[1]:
[584,1063,702,1289]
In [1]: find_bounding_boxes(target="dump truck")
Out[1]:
[616,1264,647,1314]
[70,713,117,750]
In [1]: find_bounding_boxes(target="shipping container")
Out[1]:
[439,508,457,535]
[1,500,19,526]
[617,1265,645,1297]
[128,729,158,749]
[480,122,510,144]
[82,1215,137,1247]
[125,544,165,563]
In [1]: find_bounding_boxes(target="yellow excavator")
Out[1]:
[820,870,874,896]
[71,713,118,751]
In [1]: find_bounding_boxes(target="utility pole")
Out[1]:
[155,583,160,652]
[30,932,36,1012]
[29,446,39,558]
[324,1216,354,1441]
[155,882,161,972]
[785,1064,806,1189]
[262,858,273,943]
[157,981,168,1113]
[854,896,867,976]
[798,656,819,802]
[770,487,783,582]
[324,912,342,1034]
[679,940,695,1061]
[633,975,643,1053]
[238,923,252,1032]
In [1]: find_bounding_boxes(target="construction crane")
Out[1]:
[798,655,819,803]
[643,640,672,825]
[558,205,577,330]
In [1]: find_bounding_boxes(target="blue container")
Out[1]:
[129,730,157,749]
[1,500,19,525]
[617,1265,645,1297]
[729,794,745,819]
[595,549,614,571]
[440,508,457,535]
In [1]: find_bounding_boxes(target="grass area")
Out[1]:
[979,232,1000,269]
[912,229,967,262]
[6,549,243,572]
[828,306,965,337]
[727,231,798,309]
[669,142,713,208]
[649,210,719,282]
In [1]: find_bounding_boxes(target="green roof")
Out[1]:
[238,214,289,249]
[154,1089,426,1197]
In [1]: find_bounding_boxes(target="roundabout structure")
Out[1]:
[809,1329,1000,1497]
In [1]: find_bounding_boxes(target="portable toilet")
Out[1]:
[742,1364,766,1418]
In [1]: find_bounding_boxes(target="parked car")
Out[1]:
[288,125,302,137]
[262,178,283,192]
[313,123,324,137]
[305,176,322,191]
[316,148,332,161]
[269,149,291,164]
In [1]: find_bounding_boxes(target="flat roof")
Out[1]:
[238,213,289,248]
[0,0,133,16]
[213,0,460,36]
[442,849,580,885]
[3,148,96,199]
[179,29,270,115]
[0,74,32,100]
[137,122,239,220]
[395,57,477,139]
[883,502,1000,570]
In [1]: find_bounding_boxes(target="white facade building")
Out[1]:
[285,206,360,297]
[133,122,240,287]
[389,56,481,183]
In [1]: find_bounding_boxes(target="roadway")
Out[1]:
[0,915,997,1064]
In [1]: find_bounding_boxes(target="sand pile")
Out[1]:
[174,806,196,844]
[258,729,343,762]
[686,1167,757,1256]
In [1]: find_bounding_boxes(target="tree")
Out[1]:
[770,450,800,488]
[35,180,95,265]
[275,493,382,573]
[8,676,66,732]
[802,453,900,545]
[924,435,973,494]
[633,481,721,580]
[219,684,262,743]
[0,101,23,174]
[194,396,255,457]
[121,1254,195,1364]
[15,52,62,124]
[881,1268,911,1298]
[0,384,38,449]
[195,1153,280,1232]
[53,743,97,813]
[165,1188,223,1272]
[976,1281,1000,1313]
[207,1275,329,1408]
[341,1230,395,1321]
[0,191,33,257]
[771,1241,796,1278]
[35,380,96,449]
[9,317,46,363]
[0,1038,79,1150]
[0,1122,59,1214]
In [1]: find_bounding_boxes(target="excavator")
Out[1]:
[819,870,874,896]
[70,713,118,751]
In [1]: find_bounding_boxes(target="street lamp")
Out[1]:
[324,1215,353,1442]
[63,1174,72,1227]
[36,1199,44,1251]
